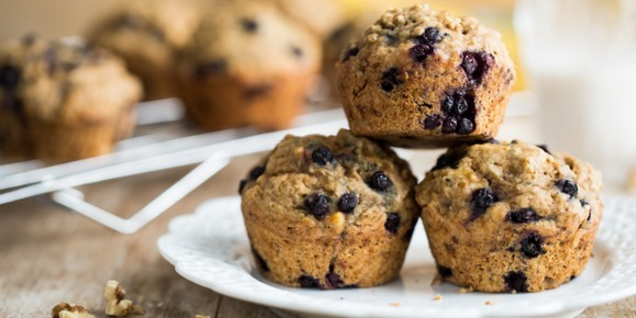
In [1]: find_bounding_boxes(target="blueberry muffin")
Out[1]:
[0,37,142,161]
[176,0,322,131]
[0,35,47,158]
[241,129,418,289]
[87,0,201,100]
[416,141,603,292]
[337,4,515,148]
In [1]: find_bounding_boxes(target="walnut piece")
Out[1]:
[104,280,145,317]
[51,303,95,318]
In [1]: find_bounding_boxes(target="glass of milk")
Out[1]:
[514,0,636,186]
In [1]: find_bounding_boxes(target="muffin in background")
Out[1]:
[416,141,603,293]
[264,0,346,39]
[0,36,141,162]
[0,35,47,158]
[87,0,201,101]
[241,129,419,289]
[323,8,381,100]
[176,0,322,131]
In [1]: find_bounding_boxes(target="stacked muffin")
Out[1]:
[240,4,603,293]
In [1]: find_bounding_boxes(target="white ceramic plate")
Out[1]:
[157,195,636,318]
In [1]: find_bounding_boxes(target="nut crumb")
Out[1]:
[433,294,443,301]
[52,303,95,318]
[389,302,400,307]
[459,286,474,294]
[104,280,145,317]
[485,300,494,306]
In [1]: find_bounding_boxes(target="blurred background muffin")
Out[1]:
[0,35,47,158]
[263,0,345,39]
[323,7,382,100]
[86,0,201,101]
[0,37,141,161]
[176,0,322,131]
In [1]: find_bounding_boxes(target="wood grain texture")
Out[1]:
[0,153,634,318]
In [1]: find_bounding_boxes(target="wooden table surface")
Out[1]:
[1,138,635,318]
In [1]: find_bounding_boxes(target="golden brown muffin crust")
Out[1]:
[241,129,419,288]
[337,4,515,148]
[416,141,603,292]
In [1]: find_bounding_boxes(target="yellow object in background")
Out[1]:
[335,0,526,91]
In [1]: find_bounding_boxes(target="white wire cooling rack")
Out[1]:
[0,93,536,234]
[0,97,348,234]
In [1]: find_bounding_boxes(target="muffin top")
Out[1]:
[88,0,201,50]
[179,0,322,82]
[240,129,417,239]
[416,140,603,233]
[0,36,141,124]
[339,4,514,84]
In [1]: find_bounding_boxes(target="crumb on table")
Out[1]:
[389,302,400,307]
[485,300,494,306]
[433,294,443,301]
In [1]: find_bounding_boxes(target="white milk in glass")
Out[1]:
[515,0,636,185]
